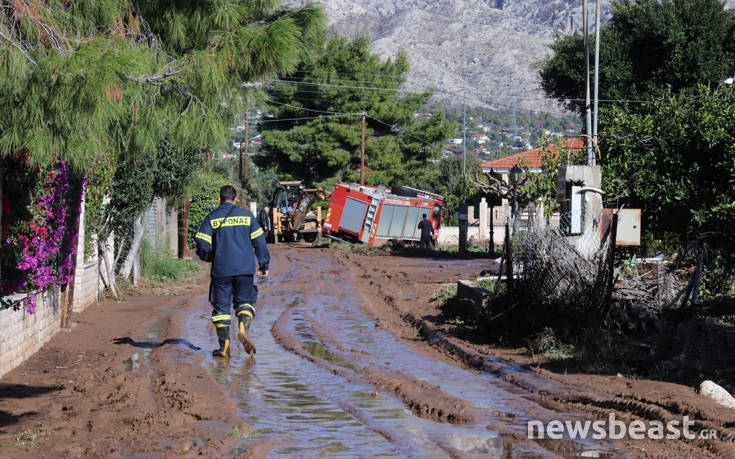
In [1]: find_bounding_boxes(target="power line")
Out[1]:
[367,115,436,148]
[265,97,363,116]
[277,75,408,86]
[263,96,437,148]
[257,114,350,123]
[273,79,411,93]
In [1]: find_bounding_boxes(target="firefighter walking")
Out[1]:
[195,186,270,358]
[418,213,435,249]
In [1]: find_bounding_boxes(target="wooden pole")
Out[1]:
[360,113,366,186]
[599,211,618,326]
[178,200,189,258]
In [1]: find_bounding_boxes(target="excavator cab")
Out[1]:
[269,181,331,243]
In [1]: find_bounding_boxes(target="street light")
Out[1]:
[509,164,522,235]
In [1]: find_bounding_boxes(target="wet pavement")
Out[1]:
[183,250,618,457]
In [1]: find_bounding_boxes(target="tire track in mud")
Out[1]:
[260,248,620,457]
[272,305,478,425]
[332,249,735,458]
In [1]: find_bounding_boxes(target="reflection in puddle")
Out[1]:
[181,255,619,458]
[301,341,356,371]
[123,353,140,372]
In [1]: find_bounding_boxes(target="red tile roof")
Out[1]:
[480,136,585,170]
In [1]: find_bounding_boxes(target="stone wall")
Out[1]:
[0,288,62,378]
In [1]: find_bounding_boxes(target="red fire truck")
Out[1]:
[322,183,443,246]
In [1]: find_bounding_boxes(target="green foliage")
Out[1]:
[0,1,327,275]
[140,240,200,282]
[256,33,456,186]
[83,153,116,260]
[406,156,486,224]
[539,0,735,116]
[102,144,201,242]
[520,135,585,217]
[528,328,575,361]
[187,170,231,248]
[600,85,735,248]
[431,284,458,304]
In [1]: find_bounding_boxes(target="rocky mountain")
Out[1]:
[291,0,732,114]
[288,0,614,113]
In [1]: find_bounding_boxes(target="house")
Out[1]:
[479,136,585,222]
[449,138,463,145]
[472,133,489,144]
[480,136,585,175]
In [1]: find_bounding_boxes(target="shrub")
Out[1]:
[140,241,200,282]
[187,170,231,248]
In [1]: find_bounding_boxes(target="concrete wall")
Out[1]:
[0,288,62,378]
[437,225,507,248]
[72,189,101,312]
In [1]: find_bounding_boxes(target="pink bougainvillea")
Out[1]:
[4,162,86,313]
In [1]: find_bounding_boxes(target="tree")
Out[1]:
[0,1,326,295]
[409,155,486,224]
[539,0,735,115]
[600,85,735,249]
[255,34,456,186]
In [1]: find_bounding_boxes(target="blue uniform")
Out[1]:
[195,202,270,328]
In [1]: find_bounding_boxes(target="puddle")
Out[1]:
[123,353,141,372]
[301,341,356,371]
[181,253,621,458]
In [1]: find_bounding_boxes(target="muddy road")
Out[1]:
[3,246,731,457]
[184,248,621,457]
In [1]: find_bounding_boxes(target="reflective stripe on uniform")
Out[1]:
[196,232,212,243]
[212,314,231,323]
[236,303,256,319]
[250,228,264,239]
[211,216,251,229]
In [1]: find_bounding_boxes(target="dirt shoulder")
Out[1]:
[329,248,735,458]
[0,274,243,457]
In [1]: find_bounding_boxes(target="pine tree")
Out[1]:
[0,0,326,168]
[0,1,326,291]
[255,34,456,187]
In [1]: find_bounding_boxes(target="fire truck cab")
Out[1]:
[322,183,443,246]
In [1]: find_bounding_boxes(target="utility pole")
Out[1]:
[241,112,249,182]
[592,0,601,157]
[459,93,468,255]
[360,112,366,186]
[462,93,467,200]
[583,0,594,165]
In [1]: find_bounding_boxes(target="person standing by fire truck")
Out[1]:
[195,186,270,358]
[418,213,434,249]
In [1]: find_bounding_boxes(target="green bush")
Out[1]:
[141,241,201,282]
[187,170,231,248]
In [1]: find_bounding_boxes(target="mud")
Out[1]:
[333,248,735,458]
[2,245,731,457]
[0,276,243,457]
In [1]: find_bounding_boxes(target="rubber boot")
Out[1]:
[212,325,230,358]
[238,316,257,357]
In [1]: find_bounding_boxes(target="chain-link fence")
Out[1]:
[498,211,614,330]
[489,207,734,338]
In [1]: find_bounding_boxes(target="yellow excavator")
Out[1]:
[269,181,331,243]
